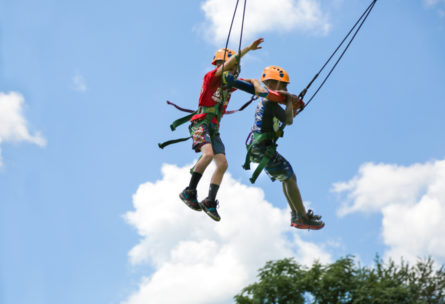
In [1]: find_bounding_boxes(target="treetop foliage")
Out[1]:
[234,256,445,304]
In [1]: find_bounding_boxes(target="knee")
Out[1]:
[285,174,297,185]
[221,159,228,171]
[217,158,228,172]
[201,150,214,163]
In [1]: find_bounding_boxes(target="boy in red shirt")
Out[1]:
[180,38,266,221]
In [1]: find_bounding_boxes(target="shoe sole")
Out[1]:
[291,222,325,230]
[179,193,202,212]
[199,203,220,222]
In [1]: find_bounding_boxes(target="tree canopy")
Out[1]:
[234,256,445,304]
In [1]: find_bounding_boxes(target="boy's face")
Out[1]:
[216,61,240,75]
[265,80,287,91]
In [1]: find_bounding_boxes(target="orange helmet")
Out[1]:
[260,65,290,83]
[212,48,236,65]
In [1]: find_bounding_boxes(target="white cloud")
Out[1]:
[200,0,331,45]
[333,159,445,264]
[123,163,331,304]
[0,92,46,166]
[72,72,87,92]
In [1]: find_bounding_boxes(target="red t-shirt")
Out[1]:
[190,68,236,125]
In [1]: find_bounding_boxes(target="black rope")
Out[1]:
[221,0,240,89]
[220,0,248,101]
[299,0,377,111]
[236,0,247,72]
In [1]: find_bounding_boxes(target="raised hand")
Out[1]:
[249,38,264,51]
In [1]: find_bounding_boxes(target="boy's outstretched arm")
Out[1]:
[215,38,264,77]
[244,78,268,96]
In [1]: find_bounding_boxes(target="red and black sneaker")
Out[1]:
[199,197,221,221]
[179,187,202,211]
[291,209,324,230]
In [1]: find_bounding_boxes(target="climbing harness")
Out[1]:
[243,112,288,184]
[243,0,378,183]
[158,94,258,149]
[243,131,281,183]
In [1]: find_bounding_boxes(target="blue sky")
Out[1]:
[1,0,445,303]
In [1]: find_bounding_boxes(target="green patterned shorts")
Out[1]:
[189,122,225,154]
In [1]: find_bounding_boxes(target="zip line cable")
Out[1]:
[220,0,248,102]
[237,0,248,63]
[298,0,377,112]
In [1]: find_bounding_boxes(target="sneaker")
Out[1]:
[291,211,298,225]
[179,187,201,211]
[199,197,221,221]
[308,209,322,221]
[291,209,324,230]
[291,209,321,223]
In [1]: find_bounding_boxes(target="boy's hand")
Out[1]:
[278,91,300,105]
[278,90,303,116]
[248,38,264,51]
[253,83,268,96]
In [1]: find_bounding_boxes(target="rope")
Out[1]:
[299,0,377,111]
[220,0,241,89]
[236,0,247,72]
[220,0,248,102]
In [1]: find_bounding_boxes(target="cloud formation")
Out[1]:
[0,92,46,166]
[333,159,445,264]
[124,163,331,304]
[200,0,331,45]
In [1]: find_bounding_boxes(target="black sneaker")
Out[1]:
[291,209,324,230]
[290,210,321,224]
[291,211,298,225]
[199,197,220,221]
[308,209,322,221]
[179,187,201,211]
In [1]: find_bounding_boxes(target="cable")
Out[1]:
[299,0,377,111]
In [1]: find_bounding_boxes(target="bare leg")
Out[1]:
[193,143,214,174]
[211,153,228,185]
[283,174,306,216]
[282,181,297,213]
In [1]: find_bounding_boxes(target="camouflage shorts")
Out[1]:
[249,144,294,182]
[189,122,225,154]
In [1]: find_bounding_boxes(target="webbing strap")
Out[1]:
[252,132,275,143]
[243,132,277,183]
[249,146,276,184]
[170,112,196,131]
[243,149,251,170]
[198,105,220,134]
[199,105,218,114]
[166,100,195,113]
[169,104,219,132]
[158,136,192,149]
